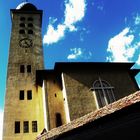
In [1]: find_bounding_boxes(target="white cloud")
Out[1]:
[136,55,140,65]
[43,0,87,45]
[0,109,3,140]
[67,48,83,59]
[106,27,138,62]
[67,48,92,60]
[64,0,86,29]
[43,24,65,44]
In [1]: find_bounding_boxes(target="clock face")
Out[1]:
[19,38,32,48]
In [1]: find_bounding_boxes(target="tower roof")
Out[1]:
[16,2,37,11]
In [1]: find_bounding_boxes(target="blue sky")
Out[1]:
[0,0,140,138]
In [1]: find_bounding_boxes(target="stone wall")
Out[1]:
[3,9,44,140]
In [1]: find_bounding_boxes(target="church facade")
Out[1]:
[3,2,139,140]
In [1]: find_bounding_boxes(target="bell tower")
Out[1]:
[3,2,45,140]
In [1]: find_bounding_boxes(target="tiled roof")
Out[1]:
[36,90,140,140]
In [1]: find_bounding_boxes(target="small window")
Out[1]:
[28,17,33,21]
[19,90,24,100]
[28,30,33,34]
[20,65,25,73]
[19,29,25,34]
[27,65,31,73]
[23,121,29,133]
[32,121,37,132]
[19,23,25,27]
[27,90,32,100]
[15,121,20,133]
[55,93,57,97]
[28,23,33,27]
[20,17,25,21]
[55,113,62,127]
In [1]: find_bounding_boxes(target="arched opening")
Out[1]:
[28,30,33,34]
[19,29,25,34]
[28,17,33,21]
[19,23,25,27]
[20,17,25,21]
[55,113,62,127]
[28,23,33,27]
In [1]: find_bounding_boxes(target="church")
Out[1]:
[3,2,140,140]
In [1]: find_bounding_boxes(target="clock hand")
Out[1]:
[25,41,29,46]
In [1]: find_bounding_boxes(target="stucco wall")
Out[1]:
[45,75,66,130]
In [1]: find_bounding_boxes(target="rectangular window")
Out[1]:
[23,121,29,133]
[20,65,25,73]
[27,90,32,100]
[19,90,24,100]
[27,65,31,73]
[15,121,20,133]
[32,121,37,132]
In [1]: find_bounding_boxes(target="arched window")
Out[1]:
[93,78,115,108]
[28,30,33,34]
[55,113,62,127]
[19,29,25,34]
[20,17,25,21]
[19,23,25,27]
[28,17,33,21]
[28,23,33,27]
